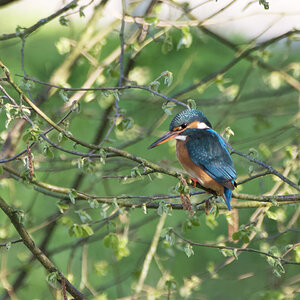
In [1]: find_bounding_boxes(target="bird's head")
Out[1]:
[148,109,212,149]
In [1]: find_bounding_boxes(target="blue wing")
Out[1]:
[185,128,237,187]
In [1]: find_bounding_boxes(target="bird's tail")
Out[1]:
[224,187,232,211]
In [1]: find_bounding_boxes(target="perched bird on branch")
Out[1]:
[149,109,237,210]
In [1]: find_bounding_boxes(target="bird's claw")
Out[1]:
[188,177,198,188]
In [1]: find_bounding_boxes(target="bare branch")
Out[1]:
[0,0,78,41]
[0,196,86,300]
[172,230,300,265]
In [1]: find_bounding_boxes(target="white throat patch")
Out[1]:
[197,122,209,129]
[175,135,187,141]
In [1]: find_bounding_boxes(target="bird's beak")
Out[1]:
[148,131,178,149]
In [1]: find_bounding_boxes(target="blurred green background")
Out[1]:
[0,1,300,299]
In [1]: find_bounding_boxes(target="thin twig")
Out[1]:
[0,0,78,41]
[17,74,189,108]
[172,230,300,265]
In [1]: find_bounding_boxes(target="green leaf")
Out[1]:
[223,126,235,141]
[0,165,3,175]
[19,78,35,90]
[59,217,73,227]
[104,233,119,249]
[59,16,69,26]
[43,145,54,159]
[182,219,193,233]
[220,248,234,257]
[213,204,219,219]
[157,201,172,216]
[270,198,279,206]
[272,268,282,278]
[177,26,192,50]
[248,165,254,176]
[163,71,173,87]
[22,125,42,142]
[175,181,185,194]
[266,210,277,220]
[73,224,83,237]
[117,118,133,131]
[274,259,285,274]
[88,198,99,209]
[56,201,69,213]
[94,261,108,277]
[190,215,200,226]
[187,99,196,109]
[81,224,94,236]
[259,0,269,9]
[100,203,110,218]
[232,232,240,241]
[15,210,25,223]
[79,7,85,18]
[15,25,26,35]
[112,198,124,214]
[59,89,69,102]
[57,132,64,143]
[294,245,300,262]
[68,189,77,204]
[149,80,160,92]
[165,231,175,246]
[99,149,107,164]
[269,245,281,256]
[75,209,92,223]
[233,249,238,260]
[56,38,71,55]
[46,272,61,289]
[184,243,194,258]
[248,148,258,158]
[160,227,170,237]
[241,235,250,243]
[145,16,158,25]
[161,34,173,54]
[131,166,142,178]
[68,223,93,238]
[162,101,176,115]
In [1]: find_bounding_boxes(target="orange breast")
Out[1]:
[176,140,224,196]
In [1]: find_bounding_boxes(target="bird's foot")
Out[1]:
[188,177,198,188]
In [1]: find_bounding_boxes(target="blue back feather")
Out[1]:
[184,128,237,184]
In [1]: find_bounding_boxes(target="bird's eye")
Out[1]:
[181,123,187,129]
[174,123,188,131]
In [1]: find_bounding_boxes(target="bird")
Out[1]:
[148,109,237,210]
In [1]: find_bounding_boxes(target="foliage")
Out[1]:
[0,0,299,299]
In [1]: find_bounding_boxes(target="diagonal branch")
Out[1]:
[0,196,86,300]
[0,0,78,41]
[135,212,167,296]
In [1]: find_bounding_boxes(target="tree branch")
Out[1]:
[2,165,300,210]
[0,196,86,300]
[172,230,300,265]
[0,0,78,41]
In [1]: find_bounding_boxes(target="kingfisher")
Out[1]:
[148,109,237,210]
